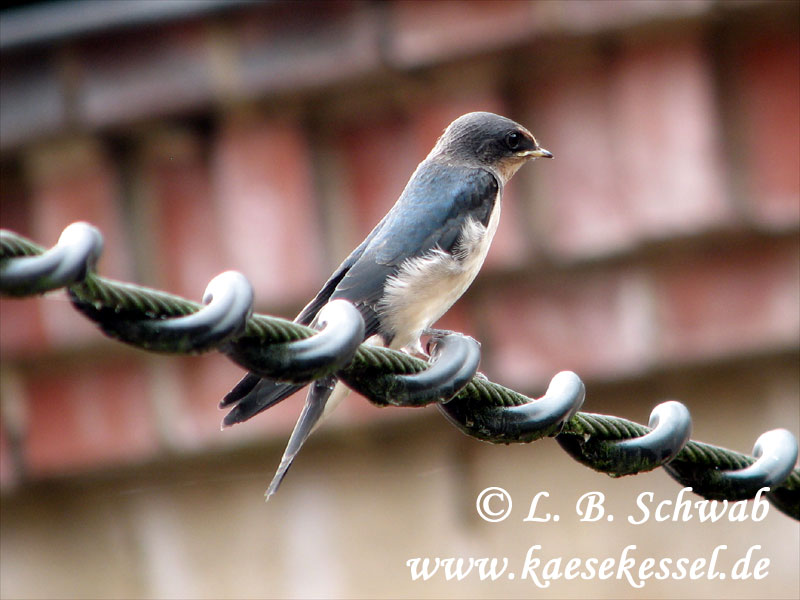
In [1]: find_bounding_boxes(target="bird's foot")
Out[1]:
[401,337,429,360]
[422,328,464,356]
[402,329,475,361]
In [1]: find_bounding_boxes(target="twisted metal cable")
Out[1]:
[1,223,798,520]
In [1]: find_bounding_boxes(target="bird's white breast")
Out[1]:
[379,198,501,353]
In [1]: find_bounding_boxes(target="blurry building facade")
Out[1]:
[0,1,798,598]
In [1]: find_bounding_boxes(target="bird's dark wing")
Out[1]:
[329,163,499,310]
[294,235,374,327]
[221,378,303,425]
[375,163,500,261]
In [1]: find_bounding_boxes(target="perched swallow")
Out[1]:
[221,111,552,497]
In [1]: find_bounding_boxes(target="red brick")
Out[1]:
[482,238,799,388]
[387,1,714,69]
[525,35,731,259]
[231,1,381,97]
[481,267,655,389]
[156,354,302,450]
[610,34,731,238]
[523,53,628,258]
[139,130,228,299]
[652,239,800,364]
[23,138,134,349]
[23,358,159,476]
[734,34,800,229]
[0,298,48,356]
[213,113,325,309]
[333,111,419,256]
[75,22,213,128]
[388,0,538,68]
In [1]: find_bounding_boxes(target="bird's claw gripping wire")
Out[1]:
[1,222,798,519]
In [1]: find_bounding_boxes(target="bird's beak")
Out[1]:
[527,147,553,159]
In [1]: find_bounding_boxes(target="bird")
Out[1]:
[220,111,552,498]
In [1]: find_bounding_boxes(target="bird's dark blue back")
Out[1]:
[300,161,500,337]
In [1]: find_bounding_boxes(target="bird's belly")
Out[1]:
[380,207,500,351]
[384,272,473,350]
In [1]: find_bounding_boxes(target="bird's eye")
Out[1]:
[505,131,521,151]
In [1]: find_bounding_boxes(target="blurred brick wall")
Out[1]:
[0,1,798,598]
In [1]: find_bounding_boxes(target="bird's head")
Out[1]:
[430,111,552,182]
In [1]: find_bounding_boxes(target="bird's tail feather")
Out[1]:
[220,372,261,407]
[220,374,303,428]
[266,375,336,499]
